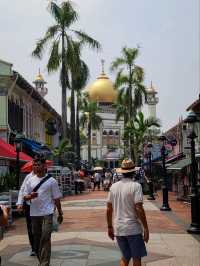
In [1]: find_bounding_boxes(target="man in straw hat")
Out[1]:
[106,159,149,266]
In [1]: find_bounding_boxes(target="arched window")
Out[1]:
[92,132,97,145]
[108,130,114,145]
[114,131,120,145]
[102,130,107,146]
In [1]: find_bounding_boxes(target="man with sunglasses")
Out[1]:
[23,155,63,266]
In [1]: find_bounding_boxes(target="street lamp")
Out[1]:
[147,142,155,200]
[185,111,200,234]
[15,133,23,190]
[159,135,171,211]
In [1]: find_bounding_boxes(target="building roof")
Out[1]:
[186,97,200,112]
[13,71,61,121]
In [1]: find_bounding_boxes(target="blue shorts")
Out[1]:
[116,234,147,262]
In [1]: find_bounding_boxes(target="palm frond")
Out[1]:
[73,30,101,50]
[115,71,129,89]
[47,39,61,72]
[32,25,60,59]
[61,1,78,27]
[49,1,62,24]
[110,58,126,72]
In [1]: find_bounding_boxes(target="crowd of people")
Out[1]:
[72,165,149,193]
[0,157,149,266]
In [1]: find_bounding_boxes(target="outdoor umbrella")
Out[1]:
[21,160,53,172]
[93,166,103,171]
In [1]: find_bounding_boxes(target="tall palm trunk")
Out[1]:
[88,120,92,165]
[76,92,81,159]
[70,83,76,151]
[61,31,67,138]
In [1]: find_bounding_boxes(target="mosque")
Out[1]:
[81,62,159,168]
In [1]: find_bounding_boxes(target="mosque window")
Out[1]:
[102,130,108,146]
[92,132,97,145]
[114,131,120,145]
[108,130,114,145]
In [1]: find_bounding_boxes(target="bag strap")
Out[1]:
[32,174,51,192]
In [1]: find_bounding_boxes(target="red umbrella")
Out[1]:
[21,160,53,172]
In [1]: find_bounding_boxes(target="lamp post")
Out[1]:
[185,111,200,234]
[15,133,23,190]
[159,135,171,211]
[147,142,155,200]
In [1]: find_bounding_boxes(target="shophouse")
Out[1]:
[0,59,61,162]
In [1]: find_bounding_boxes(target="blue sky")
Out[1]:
[0,0,199,130]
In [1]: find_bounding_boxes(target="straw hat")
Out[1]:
[116,159,136,173]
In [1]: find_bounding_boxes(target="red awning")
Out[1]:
[0,138,32,162]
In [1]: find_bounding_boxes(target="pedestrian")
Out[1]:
[134,166,149,192]
[23,156,63,266]
[16,162,38,256]
[94,171,101,190]
[0,205,9,266]
[106,159,149,266]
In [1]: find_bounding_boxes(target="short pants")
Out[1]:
[116,234,147,262]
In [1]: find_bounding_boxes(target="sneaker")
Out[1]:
[30,251,36,256]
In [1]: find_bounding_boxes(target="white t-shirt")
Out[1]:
[94,172,101,182]
[107,178,143,236]
[17,172,35,206]
[24,175,62,217]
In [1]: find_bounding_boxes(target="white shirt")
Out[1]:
[17,172,35,206]
[24,175,62,217]
[94,172,101,182]
[107,178,143,236]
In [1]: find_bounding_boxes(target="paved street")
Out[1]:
[0,190,200,265]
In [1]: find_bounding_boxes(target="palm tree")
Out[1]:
[80,96,102,165]
[68,41,90,155]
[53,138,75,166]
[32,1,100,138]
[110,47,146,159]
[125,112,161,162]
[74,61,90,159]
[110,47,146,118]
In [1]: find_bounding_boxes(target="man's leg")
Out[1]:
[32,216,43,260]
[120,257,129,266]
[132,258,141,266]
[24,203,35,253]
[116,236,131,266]
[39,214,53,266]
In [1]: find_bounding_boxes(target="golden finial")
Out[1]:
[101,59,105,74]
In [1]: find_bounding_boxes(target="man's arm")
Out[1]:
[17,174,31,208]
[0,206,9,226]
[135,202,149,243]
[106,202,114,240]
[54,198,63,224]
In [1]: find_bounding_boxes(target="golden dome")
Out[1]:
[87,73,117,103]
[146,81,157,94]
[35,73,44,81]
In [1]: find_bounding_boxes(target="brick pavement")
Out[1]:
[0,190,200,265]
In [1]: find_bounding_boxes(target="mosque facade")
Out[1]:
[81,65,159,168]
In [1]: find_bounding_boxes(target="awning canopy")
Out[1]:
[0,138,32,162]
[167,158,191,171]
[22,139,52,157]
